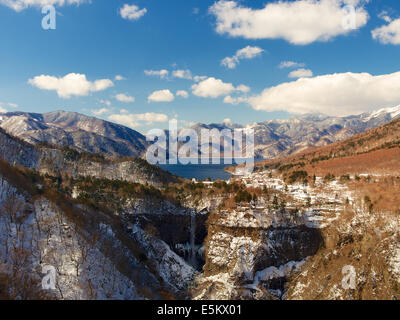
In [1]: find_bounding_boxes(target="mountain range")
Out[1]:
[1,106,400,160]
[0,111,148,158]
[198,105,400,159]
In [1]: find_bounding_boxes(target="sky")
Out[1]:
[0,0,400,133]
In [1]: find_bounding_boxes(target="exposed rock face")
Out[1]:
[286,203,400,300]
[192,209,323,300]
[133,211,209,271]
[0,168,198,300]
[128,225,196,298]
[111,196,210,271]
[0,177,156,299]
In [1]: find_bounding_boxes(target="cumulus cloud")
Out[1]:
[191,77,249,98]
[115,75,126,81]
[115,93,135,103]
[193,75,207,82]
[0,104,7,113]
[28,73,114,99]
[236,84,250,93]
[144,69,169,79]
[223,95,248,105]
[288,68,313,78]
[172,69,192,80]
[148,89,174,102]
[99,99,111,106]
[176,90,189,98]
[191,77,234,98]
[0,0,88,11]
[91,79,114,92]
[221,45,264,69]
[279,61,305,69]
[108,111,168,128]
[209,0,369,45]
[378,11,392,23]
[372,18,400,45]
[248,71,400,116]
[91,108,111,116]
[120,3,147,21]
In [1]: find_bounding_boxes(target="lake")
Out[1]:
[158,163,232,181]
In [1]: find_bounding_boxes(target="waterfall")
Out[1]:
[190,210,197,269]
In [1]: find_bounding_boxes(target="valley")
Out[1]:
[0,109,399,300]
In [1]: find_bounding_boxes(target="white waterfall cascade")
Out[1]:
[190,210,197,269]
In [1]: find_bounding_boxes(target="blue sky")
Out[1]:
[0,0,400,133]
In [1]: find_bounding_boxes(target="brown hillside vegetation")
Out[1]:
[256,118,400,177]
[252,118,400,214]
[268,119,400,300]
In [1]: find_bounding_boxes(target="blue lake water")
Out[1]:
[158,163,232,181]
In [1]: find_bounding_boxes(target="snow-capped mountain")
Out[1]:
[1,106,400,160]
[190,105,400,159]
[0,111,149,157]
[361,105,400,122]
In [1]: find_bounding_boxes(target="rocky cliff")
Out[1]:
[192,206,323,300]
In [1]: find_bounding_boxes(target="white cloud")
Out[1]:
[191,77,249,98]
[192,77,235,98]
[248,71,400,116]
[235,46,264,59]
[378,11,392,23]
[148,89,174,102]
[115,93,135,103]
[115,75,126,81]
[236,84,250,93]
[0,0,88,12]
[193,75,207,82]
[220,57,236,70]
[172,69,192,80]
[99,99,111,106]
[91,108,111,116]
[209,0,369,45]
[120,3,147,21]
[108,112,168,128]
[28,73,114,99]
[144,69,169,79]
[0,102,18,109]
[288,68,313,78]
[223,95,248,105]
[279,61,305,69]
[91,79,114,92]
[176,90,189,98]
[223,118,232,125]
[372,18,400,45]
[221,45,264,69]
